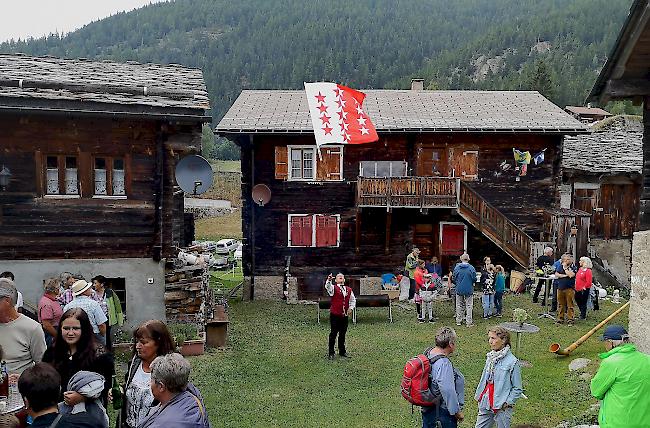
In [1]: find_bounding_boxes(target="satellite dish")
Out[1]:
[252,184,272,206]
[175,155,213,195]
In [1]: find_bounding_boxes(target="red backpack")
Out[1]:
[401,348,446,406]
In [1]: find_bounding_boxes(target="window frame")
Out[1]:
[43,154,80,199]
[287,146,316,181]
[92,155,127,199]
[287,214,341,248]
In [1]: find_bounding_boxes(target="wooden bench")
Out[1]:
[317,294,392,324]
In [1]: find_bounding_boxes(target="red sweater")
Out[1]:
[575,268,592,292]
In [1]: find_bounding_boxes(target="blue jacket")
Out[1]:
[425,352,465,415]
[137,383,210,428]
[453,263,476,296]
[474,349,523,410]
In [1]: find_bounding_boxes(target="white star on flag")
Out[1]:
[304,82,379,148]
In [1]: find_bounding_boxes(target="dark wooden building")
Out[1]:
[217,86,587,300]
[0,54,210,326]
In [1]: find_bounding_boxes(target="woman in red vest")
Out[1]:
[325,273,356,360]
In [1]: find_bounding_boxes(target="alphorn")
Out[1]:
[549,301,630,356]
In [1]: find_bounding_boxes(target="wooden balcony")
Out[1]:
[356,176,459,209]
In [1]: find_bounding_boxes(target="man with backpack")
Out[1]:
[402,326,465,428]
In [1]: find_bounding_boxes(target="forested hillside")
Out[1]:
[0,0,634,122]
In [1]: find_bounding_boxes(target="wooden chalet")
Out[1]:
[0,54,210,326]
[561,116,642,285]
[217,84,587,300]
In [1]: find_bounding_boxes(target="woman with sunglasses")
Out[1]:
[42,308,114,406]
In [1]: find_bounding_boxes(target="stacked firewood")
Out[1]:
[164,263,210,329]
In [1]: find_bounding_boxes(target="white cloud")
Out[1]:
[0,0,170,43]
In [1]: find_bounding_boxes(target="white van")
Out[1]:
[215,239,239,254]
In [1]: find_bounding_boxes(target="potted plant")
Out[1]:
[513,308,529,327]
[169,323,205,357]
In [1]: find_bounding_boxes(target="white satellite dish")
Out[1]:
[175,155,213,195]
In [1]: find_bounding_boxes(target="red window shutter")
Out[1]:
[316,215,339,247]
[290,216,312,246]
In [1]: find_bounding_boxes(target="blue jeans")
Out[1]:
[422,406,457,428]
[481,294,494,317]
[494,291,504,315]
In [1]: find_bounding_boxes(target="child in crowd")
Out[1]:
[494,265,506,317]
[418,273,439,323]
[481,264,496,318]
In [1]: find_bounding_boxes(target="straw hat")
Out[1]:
[71,280,92,296]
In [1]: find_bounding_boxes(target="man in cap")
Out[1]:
[590,325,650,428]
[0,278,46,375]
[63,280,108,345]
[405,247,421,302]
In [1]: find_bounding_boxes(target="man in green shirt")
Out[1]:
[404,247,420,301]
[590,325,650,428]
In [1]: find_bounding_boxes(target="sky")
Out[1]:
[0,0,169,43]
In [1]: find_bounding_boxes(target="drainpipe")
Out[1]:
[250,135,255,300]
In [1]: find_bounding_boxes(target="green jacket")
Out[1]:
[590,343,650,428]
[405,253,418,279]
[106,288,124,327]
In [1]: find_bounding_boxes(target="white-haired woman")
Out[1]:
[575,256,593,320]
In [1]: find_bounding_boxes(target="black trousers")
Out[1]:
[329,314,348,355]
[533,278,545,302]
[575,289,590,319]
[409,278,416,300]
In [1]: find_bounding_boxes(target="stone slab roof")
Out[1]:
[0,54,210,118]
[562,116,643,174]
[216,89,588,134]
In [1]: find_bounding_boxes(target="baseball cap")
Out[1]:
[600,325,628,341]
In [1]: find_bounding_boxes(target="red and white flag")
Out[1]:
[304,82,378,148]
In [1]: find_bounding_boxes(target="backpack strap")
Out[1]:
[48,414,63,428]
[190,393,205,418]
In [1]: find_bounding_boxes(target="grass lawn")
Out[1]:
[195,210,242,241]
[188,293,628,427]
[211,160,241,173]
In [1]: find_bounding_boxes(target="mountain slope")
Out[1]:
[0,0,634,121]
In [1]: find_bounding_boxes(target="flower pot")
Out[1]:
[180,332,206,357]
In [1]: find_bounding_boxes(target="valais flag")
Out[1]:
[304,82,378,148]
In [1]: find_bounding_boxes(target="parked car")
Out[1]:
[234,243,243,260]
[215,238,240,254]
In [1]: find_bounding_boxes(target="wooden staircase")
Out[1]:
[457,181,533,268]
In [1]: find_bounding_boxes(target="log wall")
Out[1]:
[0,113,201,260]
[239,132,562,298]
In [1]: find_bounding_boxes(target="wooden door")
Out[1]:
[448,147,478,180]
[573,187,600,236]
[417,144,448,177]
[440,223,466,255]
[601,183,639,238]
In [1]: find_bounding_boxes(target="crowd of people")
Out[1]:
[0,275,211,428]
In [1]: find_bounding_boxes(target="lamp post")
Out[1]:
[0,165,11,191]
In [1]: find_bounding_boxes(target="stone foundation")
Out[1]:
[287,277,298,304]
[630,231,650,353]
[360,276,382,295]
[252,275,284,300]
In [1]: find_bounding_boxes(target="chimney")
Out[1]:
[411,78,424,91]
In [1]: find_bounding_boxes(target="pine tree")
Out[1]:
[528,59,557,102]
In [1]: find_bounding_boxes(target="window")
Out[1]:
[290,148,315,180]
[359,161,408,177]
[275,146,343,181]
[94,157,126,196]
[288,214,340,247]
[45,155,79,195]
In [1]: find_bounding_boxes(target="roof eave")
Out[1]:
[587,0,649,104]
[216,127,589,135]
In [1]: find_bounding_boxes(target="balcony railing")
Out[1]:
[356,176,459,209]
